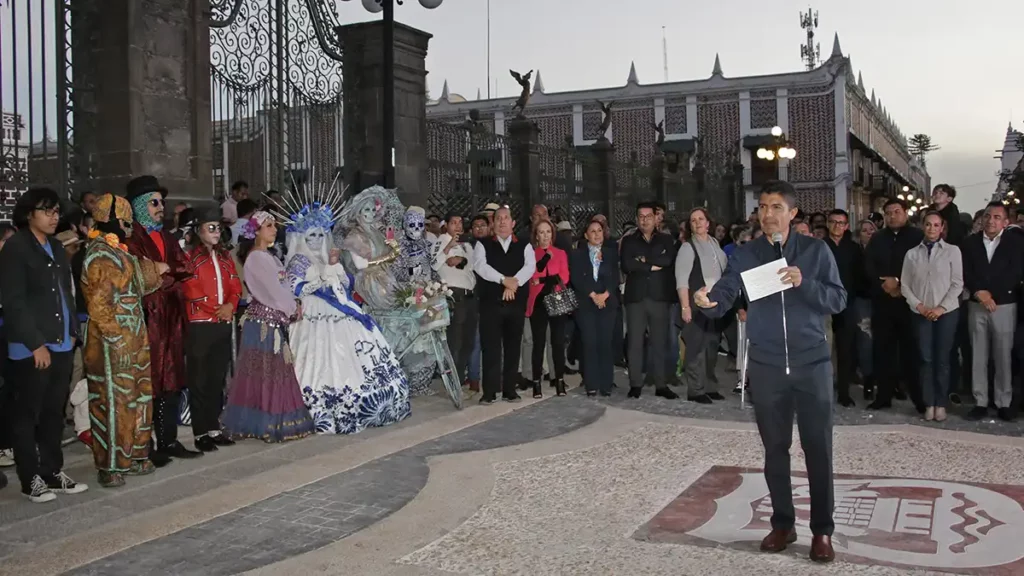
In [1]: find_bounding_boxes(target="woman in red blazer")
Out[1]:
[526,218,570,398]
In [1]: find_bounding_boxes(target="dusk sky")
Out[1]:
[361,0,1023,213]
[2,0,1019,213]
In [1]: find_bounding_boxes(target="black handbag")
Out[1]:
[543,277,578,317]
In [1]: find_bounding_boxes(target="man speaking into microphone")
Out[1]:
[694,180,846,563]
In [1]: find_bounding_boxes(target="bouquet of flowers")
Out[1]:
[395,280,454,309]
[391,280,453,333]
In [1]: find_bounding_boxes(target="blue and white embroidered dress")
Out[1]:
[286,245,410,434]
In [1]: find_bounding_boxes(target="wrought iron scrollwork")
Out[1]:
[287,0,343,104]
[210,0,245,28]
[210,0,273,92]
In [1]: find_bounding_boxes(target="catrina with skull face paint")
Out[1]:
[393,206,440,285]
[281,183,411,435]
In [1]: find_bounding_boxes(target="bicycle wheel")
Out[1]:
[431,331,463,409]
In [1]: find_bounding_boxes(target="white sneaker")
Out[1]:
[0,449,14,468]
[46,471,89,494]
[23,475,56,503]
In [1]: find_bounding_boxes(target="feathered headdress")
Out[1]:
[272,168,347,234]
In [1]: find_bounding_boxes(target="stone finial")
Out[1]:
[476,88,482,100]
[871,89,876,105]
[711,53,723,76]
[440,79,450,102]
[830,33,843,58]
[857,71,864,91]
[533,70,545,94]
[627,61,639,85]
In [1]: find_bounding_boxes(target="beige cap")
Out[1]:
[482,202,501,212]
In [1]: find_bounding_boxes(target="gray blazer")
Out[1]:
[900,239,963,313]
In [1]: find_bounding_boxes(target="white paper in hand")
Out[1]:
[741,258,792,302]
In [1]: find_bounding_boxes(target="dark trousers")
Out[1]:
[613,301,625,364]
[446,290,479,384]
[832,308,857,401]
[915,309,959,408]
[951,302,972,395]
[530,304,566,380]
[153,390,180,450]
[872,298,921,405]
[8,351,73,490]
[480,303,526,399]
[0,339,14,451]
[186,322,234,437]
[577,306,616,393]
[626,299,670,389]
[749,359,834,537]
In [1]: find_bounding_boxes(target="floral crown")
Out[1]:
[241,211,275,240]
[273,169,347,234]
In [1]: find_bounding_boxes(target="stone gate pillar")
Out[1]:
[337,21,432,207]
[507,118,541,219]
[72,0,212,204]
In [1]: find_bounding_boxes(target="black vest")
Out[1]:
[475,236,529,310]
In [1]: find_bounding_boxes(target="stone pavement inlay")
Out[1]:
[63,397,605,576]
[593,366,1024,437]
[637,465,1024,575]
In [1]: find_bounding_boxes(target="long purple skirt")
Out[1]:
[221,314,314,443]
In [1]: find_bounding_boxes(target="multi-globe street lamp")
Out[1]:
[756,126,797,161]
[897,185,924,216]
[351,0,444,187]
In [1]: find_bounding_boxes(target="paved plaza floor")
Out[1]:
[1,369,1023,576]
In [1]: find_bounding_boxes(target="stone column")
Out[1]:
[72,0,212,204]
[337,21,432,207]
[507,118,541,218]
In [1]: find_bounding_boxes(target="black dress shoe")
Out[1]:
[564,367,579,376]
[707,392,725,401]
[210,434,235,447]
[517,375,531,391]
[893,388,908,401]
[965,406,988,421]
[655,387,680,400]
[479,395,497,405]
[688,393,712,404]
[502,392,522,403]
[599,390,612,397]
[586,390,597,397]
[164,441,204,459]
[867,399,891,410]
[194,436,218,453]
[149,450,172,468]
[627,387,642,399]
[838,396,855,408]
[997,407,1017,422]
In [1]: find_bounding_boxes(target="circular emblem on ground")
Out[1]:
[636,466,1024,573]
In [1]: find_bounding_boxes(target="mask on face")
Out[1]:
[305,227,326,252]
[404,210,425,241]
[131,192,163,233]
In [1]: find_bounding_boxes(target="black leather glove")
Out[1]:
[537,252,552,272]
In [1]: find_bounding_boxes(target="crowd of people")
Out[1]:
[1,174,1022,509]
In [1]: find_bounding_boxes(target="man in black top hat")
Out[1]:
[125,175,202,463]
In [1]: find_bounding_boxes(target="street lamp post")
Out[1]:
[356,0,443,188]
[756,126,797,163]
[897,185,925,216]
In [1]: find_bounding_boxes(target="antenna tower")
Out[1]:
[799,8,820,71]
[662,27,669,82]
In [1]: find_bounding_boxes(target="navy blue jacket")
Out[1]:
[703,232,846,368]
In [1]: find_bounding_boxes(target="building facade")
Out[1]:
[427,34,926,221]
[994,123,1023,202]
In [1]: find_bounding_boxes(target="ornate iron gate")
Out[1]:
[0,0,76,221]
[209,0,345,201]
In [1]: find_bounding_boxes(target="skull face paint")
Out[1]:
[304,227,327,252]
[404,210,425,241]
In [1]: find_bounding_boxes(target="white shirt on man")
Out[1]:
[982,229,1003,262]
[432,233,476,291]
[472,235,536,287]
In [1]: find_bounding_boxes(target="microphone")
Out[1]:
[770,231,791,375]
[771,232,784,258]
